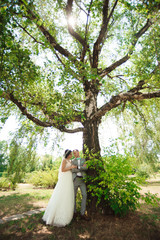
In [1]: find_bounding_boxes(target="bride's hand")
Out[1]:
[71,165,77,169]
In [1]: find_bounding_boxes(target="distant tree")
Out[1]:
[6,127,40,188]
[116,101,160,168]
[39,154,53,170]
[0,141,8,173]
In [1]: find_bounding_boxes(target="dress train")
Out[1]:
[42,160,74,227]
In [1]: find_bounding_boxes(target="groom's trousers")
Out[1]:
[73,176,87,215]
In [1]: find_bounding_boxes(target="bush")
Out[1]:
[25,168,58,188]
[0,172,7,178]
[135,163,152,179]
[0,177,11,190]
[87,154,144,216]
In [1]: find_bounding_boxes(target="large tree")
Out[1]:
[0,1,160,158]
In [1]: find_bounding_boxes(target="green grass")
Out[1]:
[0,212,44,235]
[139,202,160,226]
[0,183,160,240]
[0,184,53,218]
[0,183,84,219]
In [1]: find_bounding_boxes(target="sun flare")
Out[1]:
[67,16,75,27]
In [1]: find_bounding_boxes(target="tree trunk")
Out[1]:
[83,119,101,154]
[82,119,102,213]
[82,86,104,212]
[82,84,101,154]
[83,119,114,215]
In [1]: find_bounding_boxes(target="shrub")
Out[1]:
[87,154,144,216]
[135,163,152,179]
[0,172,7,178]
[0,177,11,190]
[25,168,58,188]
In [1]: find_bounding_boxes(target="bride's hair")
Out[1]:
[64,149,72,158]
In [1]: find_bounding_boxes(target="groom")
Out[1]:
[72,149,89,220]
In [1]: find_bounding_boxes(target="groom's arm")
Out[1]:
[71,159,80,173]
[71,158,88,173]
[78,158,88,171]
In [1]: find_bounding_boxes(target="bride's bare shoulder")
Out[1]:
[62,159,66,164]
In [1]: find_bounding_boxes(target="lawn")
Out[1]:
[0,184,52,218]
[0,181,160,240]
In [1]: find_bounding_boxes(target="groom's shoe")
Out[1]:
[80,214,90,221]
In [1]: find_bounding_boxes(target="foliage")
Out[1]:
[0,0,159,135]
[142,191,160,206]
[0,137,61,190]
[103,98,160,173]
[0,141,8,172]
[38,154,61,171]
[0,177,11,190]
[7,137,39,189]
[86,153,154,216]
[114,101,160,169]
[38,154,53,170]
[0,0,160,210]
[135,163,153,179]
[25,168,58,188]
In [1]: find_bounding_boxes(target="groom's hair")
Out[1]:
[73,149,79,152]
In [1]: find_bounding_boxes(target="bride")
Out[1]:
[42,149,77,227]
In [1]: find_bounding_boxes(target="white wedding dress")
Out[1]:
[42,160,74,227]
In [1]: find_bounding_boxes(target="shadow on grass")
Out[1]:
[0,211,160,240]
[0,193,45,218]
[143,182,160,186]
[139,204,160,227]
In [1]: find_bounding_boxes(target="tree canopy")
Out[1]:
[0,0,160,156]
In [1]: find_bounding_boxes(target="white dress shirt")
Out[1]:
[77,158,82,176]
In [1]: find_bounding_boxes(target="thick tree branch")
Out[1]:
[4,93,83,130]
[134,19,153,41]
[15,20,45,46]
[8,93,53,127]
[18,0,77,63]
[92,82,160,120]
[100,54,130,77]
[66,0,86,46]
[92,0,109,68]
[80,0,93,62]
[66,0,92,64]
[23,93,83,123]
[93,0,118,68]
[60,126,84,133]
[35,24,75,62]
[99,19,153,77]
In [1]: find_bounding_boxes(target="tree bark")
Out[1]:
[82,85,104,213]
[83,81,101,154]
[83,119,101,155]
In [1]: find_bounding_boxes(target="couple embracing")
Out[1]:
[42,149,89,227]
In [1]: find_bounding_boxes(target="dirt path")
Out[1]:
[139,175,160,197]
[139,176,160,197]
[140,184,160,197]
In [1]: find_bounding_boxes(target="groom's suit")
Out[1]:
[72,157,88,215]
